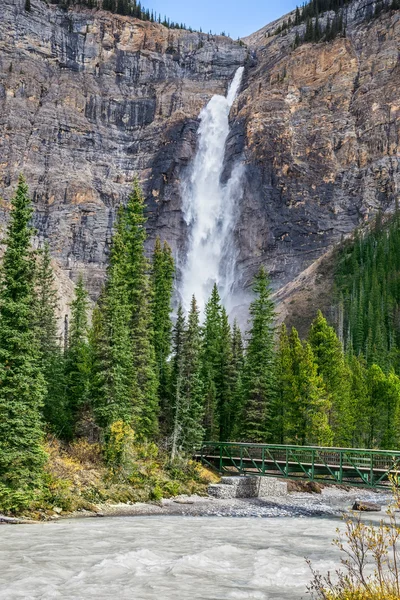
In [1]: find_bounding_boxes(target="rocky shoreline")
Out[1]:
[65,485,392,521]
[0,483,392,524]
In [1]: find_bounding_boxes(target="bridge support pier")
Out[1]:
[208,476,288,499]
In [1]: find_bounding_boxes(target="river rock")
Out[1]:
[352,500,381,512]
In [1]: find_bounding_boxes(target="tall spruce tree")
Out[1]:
[170,304,186,457]
[201,284,223,440]
[272,324,293,444]
[217,307,235,441]
[180,296,204,451]
[286,328,333,446]
[65,274,91,432]
[151,238,174,433]
[366,364,400,449]
[230,319,245,440]
[308,311,352,445]
[347,353,370,447]
[125,181,159,439]
[0,176,47,512]
[241,267,276,442]
[91,181,159,441]
[35,243,68,438]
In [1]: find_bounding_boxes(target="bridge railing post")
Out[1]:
[262,447,265,475]
[219,444,223,473]
[311,449,315,480]
[370,453,374,487]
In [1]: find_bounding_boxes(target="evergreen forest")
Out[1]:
[1,177,400,514]
[271,0,399,48]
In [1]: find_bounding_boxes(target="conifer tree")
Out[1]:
[201,284,223,440]
[229,319,245,440]
[124,181,159,439]
[308,311,352,445]
[65,274,91,431]
[347,353,370,447]
[286,329,332,446]
[90,181,159,441]
[217,307,235,440]
[272,324,293,444]
[241,267,276,442]
[367,364,400,449]
[170,304,186,457]
[0,176,47,511]
[152,238,174,432]
[35,243,68,437]
[180,296,204,451]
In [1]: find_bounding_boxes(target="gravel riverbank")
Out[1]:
[68,486,392,520]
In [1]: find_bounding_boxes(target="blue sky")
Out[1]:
[148,1,299,39]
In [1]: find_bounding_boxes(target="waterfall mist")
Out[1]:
[180,67,245,318]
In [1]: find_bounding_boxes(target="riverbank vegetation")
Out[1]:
[309,486,400,600]
[1,177,400,514]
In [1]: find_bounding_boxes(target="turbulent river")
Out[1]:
[1,514,346,599]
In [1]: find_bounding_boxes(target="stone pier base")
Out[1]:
[208,476,288,499]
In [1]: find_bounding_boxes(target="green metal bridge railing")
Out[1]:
[194,442,400,488]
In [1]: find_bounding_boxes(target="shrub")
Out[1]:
[309,485,400,599]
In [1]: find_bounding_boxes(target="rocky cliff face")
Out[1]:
[0,0,399,318]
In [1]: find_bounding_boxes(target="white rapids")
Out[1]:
[0,515,344,599]
[180,67,245,317]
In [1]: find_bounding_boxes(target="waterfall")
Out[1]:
[180,67,245,317]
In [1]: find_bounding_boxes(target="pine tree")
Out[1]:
[180,296,204,451]
[65,274,90,432]
[0,176,47,512]
[217,307,235,441]
[201,284,222,440]
[347,353,369,447]
[90,181,159,441]
[170,304,186,457]
[124,180,159,439]
[272,324,293,443]
[35,243,68,438]
[241,267,276,442]
[151,238,174,433]
[308,311,352,445]
[367,364,400,449]
[230,319,245,440]
[286,329,333,446]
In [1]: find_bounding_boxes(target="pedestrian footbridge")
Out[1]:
[195,442,400,489]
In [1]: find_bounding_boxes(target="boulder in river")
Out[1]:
[352,500,381,512]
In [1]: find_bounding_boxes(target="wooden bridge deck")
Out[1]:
[195,442,400,488]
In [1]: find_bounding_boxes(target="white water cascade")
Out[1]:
[180,67,245,317]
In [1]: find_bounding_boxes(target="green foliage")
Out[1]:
[63,0,194,31]
[335,212,400,373]
[0,176,47,512]
[65,274,91,432]
[35,243,69,438]
[152,238,174,433]
[283,328,333,446]
[201,284,223,440]
[179,296,204,452]
[309,311,352,445]
[241,267,276,442]
[90,180,159,442]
